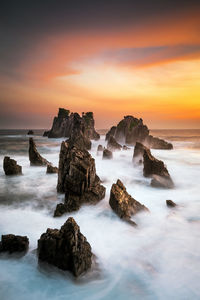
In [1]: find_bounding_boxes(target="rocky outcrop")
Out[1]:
[143,148,174,188]
[166,200,177,207]
[54,140,105,216]
[105,126,117,141]
[38,217,92,277]
[46,164,58,174]
[102,148,113,159]
[107,136,122,151]
[109,180,148,225]
[43,130,50,137]
[29,138,50,166]
[132,142,148,164]
[0,234,29,254]
[27,130,34,135]
[97,145,103,152]
[3,156,22,175]
[145,135,173,150]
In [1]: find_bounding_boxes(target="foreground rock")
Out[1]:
[29,138,50,166]
[0,234,29,254]
[3,156,22,175]
[54,140,105,216]
[143,148,174,188]
[132,142,148,164]
[46,164,58,174]
[27,130,34,135]
[102,148,113,159]
[38,217,92,277]
[109,179,148,225]
[107,136,122,151]
[166,200,177,207]
[145,135,173,150]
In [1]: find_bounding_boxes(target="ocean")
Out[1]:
[0,129,200,300]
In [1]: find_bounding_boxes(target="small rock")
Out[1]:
[103,148,113,159]
[3,156,22,175]
[29,138,50,166]
[27,130,34,135]
[0,234,29,254]
[166,200,177,207]
[122,145,130,150]
[46,164,58,174]
[97,145,103,153]
[107,136,122,151]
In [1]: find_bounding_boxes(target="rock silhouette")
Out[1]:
[29,138,49,166]
[3,156,22,175]
[0,234,29,254]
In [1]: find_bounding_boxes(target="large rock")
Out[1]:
[105,126,116,141]
[46,164,58,174]
[102,148,113,159]
[109,179,148,224]
[3,156,22,175]
[107,136,122,151]
[132,142,148,164]
[54,140,105,216]
[145,135,173,150]
[38,217,92,277]
[143,148,174,188]
[0,234,29,254]
[29,138,50,166]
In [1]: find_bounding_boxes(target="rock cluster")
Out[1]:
[3,156,22,175]
[102,148,113,159]
[0,234,29,254]
[29,138,49,166]
[107,136,122,151]
[46,164,58,174]
[38,217,92,277]
[109,179,148,224]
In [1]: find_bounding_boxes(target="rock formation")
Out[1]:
[38,217,92,277]
[166,200,177,207]
[143,148,174,188]
[132,142,148,164]
[54,140,105,216]
[29,138,50,166]
[27,130,34,135]
[107,136,122,151]
[145,135,173,150]
[46,164,58,174]
[3,156,22,175]
[0,234,29,254]
[102,148,113,159]
[105,126,117,141]
[109,179,148,225]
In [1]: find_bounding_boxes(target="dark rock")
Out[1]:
[102,148,113,159]
[143,148,174,188]
[0,234,29,254]
[133,142,148,164]
[166,200,177,207]
[145,135,173,150]
[107,136,122,151]
[97,145,103,152]
[55,141,105,216]
[122,145,130,150]
[43,130,50,137]
[3,156,22,175]
[29,138,50,166]
[109,179,148,223]
[27,130,34,135]
[46,164,58,174]
[82,112,100,140]
[37,217,92,277]
[105,126,116,141]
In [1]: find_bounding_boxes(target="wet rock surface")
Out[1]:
[37,217,92,277]
[0,234,29,254]
[29,138,50,166]
[46,164,58,174]
[3,156,22,175]
[103,148,113,159]
[107,136,122,151]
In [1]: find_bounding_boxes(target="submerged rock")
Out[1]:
[143,148,174,188]
[107,135,122,151]
[3,156,22,175]
[46,164,58,174]
[109,179,148,224]
[145,135,173,150]
[102,148,113,159]
[0,234,29,254]
[29,138,49,166]
[132,142,148,164]
[27,130,34,135]
[38,217,92,277]
[166,200,177,207]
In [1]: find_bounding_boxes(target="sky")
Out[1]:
[0,0,200,129]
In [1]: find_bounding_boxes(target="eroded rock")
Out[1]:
[3,156,22,175]
[29,138,49,166]
[0,234,29,254]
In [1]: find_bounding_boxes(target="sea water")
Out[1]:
[0,129,200,300]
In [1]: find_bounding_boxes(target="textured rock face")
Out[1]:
[105,126,117,141]
[0,234,29,254]
[29,138,49,166]
[102,148,113,159]
[109,180,148,224]
[46,164,58,174]
[166,200,177,207]
[145,135,173,150]
[38,217,92,277]
[55,141,105,216]
[107,136,122,151]
[3,156,22,175]
[133,142,148,164]
[143,148,174,188]
[27,130,34,135]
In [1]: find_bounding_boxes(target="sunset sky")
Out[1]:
[0,0,200,129]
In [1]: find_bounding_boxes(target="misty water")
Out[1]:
[0,130,200,300]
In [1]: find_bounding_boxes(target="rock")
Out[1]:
[143,148,174,188]
[109,179,148,223]
[132,142,148,164]
[107,135,122,151]
[0,234,29,254]
[27,130,34,135]
[82,112,100,140]
[43,130,50,137]
[97,144,103,152]
[166,200,177,207]
[3,156,22,175]
[105,126,116,141]
[55,140,105,216]
[145,135,173,150]
[122,145,130,150]
[37,217,92,277]
[102,148,113,159]
[46,164,58,174]
[29,138,50,166]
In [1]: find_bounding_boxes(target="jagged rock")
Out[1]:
[97,145,103,152]
[105,126,116,141]
[82,112,100,140]
[27,130,34,135]
[107,136,122,151]
[29,138,50,166]
[166,200,177,207]
[109,179,148,224]
[133,142,148,164]
[38,217,92,277]
[102,148,113,159]
[143,148,174,188]
[145,135,173,150]
[0,234,29,254]
[55,141,105,216]
[46,164,58,174]
[122,145,130,150]
[3,156,22,175]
